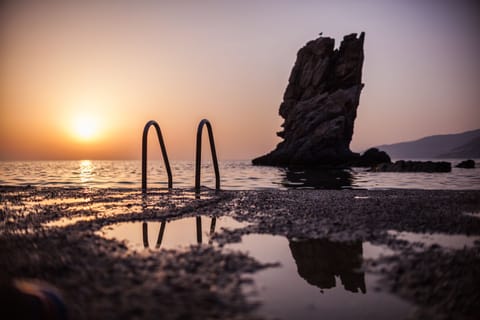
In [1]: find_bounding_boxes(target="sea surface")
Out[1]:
[1,159,479,190]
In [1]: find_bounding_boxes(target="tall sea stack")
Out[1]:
[253,33,365,166]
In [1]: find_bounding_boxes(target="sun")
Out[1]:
[72,115,99,141]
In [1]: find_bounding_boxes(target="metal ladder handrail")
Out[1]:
[195,119,220,191]
[142,120,173,192]
[142,216,217,248]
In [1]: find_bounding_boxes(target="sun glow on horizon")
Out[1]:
[72,114,100,141]
[1,1,479,160]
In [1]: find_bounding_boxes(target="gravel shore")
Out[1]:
[1,187,479,319]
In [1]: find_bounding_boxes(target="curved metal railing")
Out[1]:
[142,216,217,248]
[142,120,173,192]
[195,119,220,191]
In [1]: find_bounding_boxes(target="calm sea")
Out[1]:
[0,160,479,190]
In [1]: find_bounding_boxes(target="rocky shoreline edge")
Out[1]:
[1,186,479,319]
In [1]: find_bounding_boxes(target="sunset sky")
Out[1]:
[1,0,479,160]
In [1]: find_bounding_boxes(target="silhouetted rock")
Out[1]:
[253,33,365,166]
[289,239,366,293]
[353,148,391,167]
[371,160,451,173]
[455,159,475,169]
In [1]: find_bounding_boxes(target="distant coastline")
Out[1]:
[375,128,480,159]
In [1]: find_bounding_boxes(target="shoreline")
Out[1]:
[1,187,480,319]
[1,160,479,191]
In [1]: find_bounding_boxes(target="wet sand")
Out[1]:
[1,187,479,319]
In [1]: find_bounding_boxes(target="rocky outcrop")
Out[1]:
[253,33,365,166]
[354,148,391,167]
[371,161,452,173]
[456,159,475,169]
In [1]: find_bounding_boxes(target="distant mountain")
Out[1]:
[438,136,480,158]
[375,129,480,159]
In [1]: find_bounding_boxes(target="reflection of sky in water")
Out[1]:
[98,216,247,250]
[43,215,96,228]
[463,211,480,219]
[388,230,480,250]
[227,235,411,320]
[99,215,411,320]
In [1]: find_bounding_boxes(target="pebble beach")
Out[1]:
[1,186,479,319]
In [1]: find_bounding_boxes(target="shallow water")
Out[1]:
[463,211,480,219]
[96,214,412,319]
[97,216,247,250]
[227,234,411,320]
[388,230,480,250]
[43,215,96,228]
[1,159,479,190]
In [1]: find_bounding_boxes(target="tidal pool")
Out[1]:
[463,211,480,219]
[388,230,480,250]
[226,234,412,320]
[97,215,247,250]
[43,215,96,228]
[97,214,413,319]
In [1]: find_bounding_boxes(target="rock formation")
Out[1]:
[253,33,365,166]
[354,148,391,167]
[371,160,452,173]
[456,159,475,169]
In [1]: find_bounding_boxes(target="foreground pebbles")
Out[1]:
[1,187,480,319]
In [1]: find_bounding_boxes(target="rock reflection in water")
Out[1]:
[289,239,365,293]
[227,234,411,320]
[283,168,353,189]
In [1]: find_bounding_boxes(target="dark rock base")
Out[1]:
[456,159,475,169]
[371,160,451,173]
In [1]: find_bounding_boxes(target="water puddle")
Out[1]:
[354,196,370,200]
[2,196,91,218]
[171,191,214,200]
[88,190,214,214]
[97,215,247,251]
[388,230,480,250]
[36,197,90,206]
[463,211,480,219]
[2,190,215,221]
[362,241,396,259]
[43,215,96,228]
[226,235,412,320]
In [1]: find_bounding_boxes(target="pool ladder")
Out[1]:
[142,216,217,248]
[141,119,220,193]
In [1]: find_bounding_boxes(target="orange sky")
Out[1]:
[1,0,479,160]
